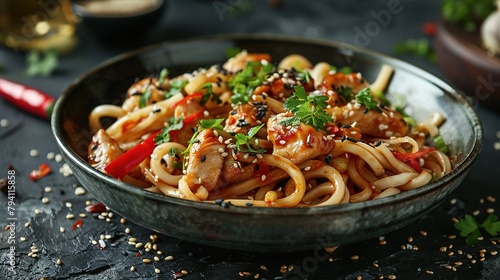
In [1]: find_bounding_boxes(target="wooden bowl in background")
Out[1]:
[435,20,500,112]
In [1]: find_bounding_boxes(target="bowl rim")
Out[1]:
[51,33,483,215]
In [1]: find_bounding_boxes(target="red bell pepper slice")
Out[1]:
[169,92,204,109]
[104,111,203,179]
[29,163,52,181]
[392,148,436,172]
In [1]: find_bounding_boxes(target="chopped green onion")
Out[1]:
[434,135,449,154]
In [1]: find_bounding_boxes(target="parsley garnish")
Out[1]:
[229,60,275,105]
[355,87,378,110]
[338,86,353,101]
[280,85,332,131]
[234,124,266,153]
[25,49,58,77]
[455,214,500,246]
[331,66,352,74]
[158,68,169,85]
[165,79,188,99]
[226,47,242,59]
[154,117,184,145]
[295,69,311,83]
[139,86,152,108]
[200,83,222,106]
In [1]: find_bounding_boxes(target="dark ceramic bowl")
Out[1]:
[435,20,500,111]
[52,34,482,252]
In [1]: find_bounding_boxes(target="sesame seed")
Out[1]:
[55,154,63,162]
[47,152,55,160]
[419,230,427,236]
[450,198,457,204]
[487,208,495,214]
[30,149,39,157]
[407,236,413,242]
[388,275,396,279]
[135,242,144,248]
[57,259,62,265]
[457,250,463,255]
[491,251,498,256]
[143,258,151,264]
[42,197,49,204]
[448,252,454,256]
[65,202,72,208]
[0,119,9,127]
[452,217,459,223]
[256,154,263,159]
[165,256,174,261]
[379,240,387,245]
[60,227,65,233]
[181,270,188,275]
[120,218,126,224]
[221,152,228,157]
[91,240,98,245]
[155,268,161,274]
[79,213,87,218]
[34,209,41,215]
[20,237,26,242]
[425,270,433,275]
[44,186,52,192]
[472,259,477,264]
[130,266,135,272]
[128,241,136,246]
[261,175,266,181]
[74,187,86,195]
[304,166,311,171]
[279,140,286,145]
[472,210,480,216]
[125,228,130,234]
[105,234,112,240]
[486,196,496,203]
[66,214,74,219]
[448,235,457,239]
[154,256,160,262]
[351,255,359,260]
[439,246,447,252]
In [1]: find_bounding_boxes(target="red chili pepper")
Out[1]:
[169,92,204,109]
[422,22,437,37]
[392,148,436,172]
[0,78,55,120]
[29,163,52,180]
[85,202,106,213]
[72,219,83,230]
[104,110,204,179]
[254,161,270,179]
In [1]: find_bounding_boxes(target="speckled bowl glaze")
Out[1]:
[52,34,482,252]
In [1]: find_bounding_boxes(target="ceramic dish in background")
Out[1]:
[435,20,500,111]
[51,35,482,253]
[71,0,165,41]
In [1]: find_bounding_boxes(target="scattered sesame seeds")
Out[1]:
[135,242,144,249]
[165,255,174,261]
[142,258,152,264]
[74,187,86,195]
[125,227,130,234]
[439,246,447,252]
[91,240,98,245]
[30,149,39,157]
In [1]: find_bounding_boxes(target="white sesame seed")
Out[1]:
[44,186,52,193]
[105,234,112,240]
[47,152,55,160]
[60,226,65,233]
[279,140,286,145]
[304,166,311,171]
[261,175,266,181]
[55,154,63,162]
[494,142,500,150]
[154,256,160,262]
[30,149,39,157]
[120,218,126,224]
[20,237,26,242]
[66,214,74,219]
[79,213,87,218]
[165,256,174,261]
[0,119,9,127]
[221,152,228,157]
[74,187,86,195]
[256,154,263,159]
[34,209,41,215]
[42,197,50,204]
[57,259,62,265]
[65,202,72,208]
[125,228,131,234]
[155,268,161,274]
[130,266,135,272]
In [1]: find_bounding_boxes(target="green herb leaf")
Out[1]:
[25,49,58,77]
[139,86,152,108]
[455,214,500,246]
[281,85,333,131]
[338,86,353,101]
[355,87,378,110]
[158,68,169,85]
[165,79,188,99]
[330,66,352,74]
[200,83,222,105]
[199,118,225,130]
[154,117,184,145]
[226,47,242,59]
[228,60,275,105]
[234,124,266,153]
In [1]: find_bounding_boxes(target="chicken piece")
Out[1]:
[253,68,315,101]
[318,72,369,107]
[181,129,226,192]
[88,129,123,172]
[267,112,335,164]
[332,102,408,138]
[224,103,271,135]
[122,78,166,112]
[222,50,271,73]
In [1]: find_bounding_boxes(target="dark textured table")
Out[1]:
[1,1,500,279]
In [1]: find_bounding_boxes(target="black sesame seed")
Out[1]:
[161,158,168,166]
[229,132,236,136]
[342,124,351,129]
[375,140,382,147]
[214,199,223,205]
[217,77,222,82]
[284,83,294,90]
[254,164,260,171]
[193,139,200,143]
[230,110,237,115]
[174,154,180,159]
[347,137,358,143]
[245,203,253,207]
[341,135,347,142]
[237,122,250,127]
[201,155,206,163]
[152,108,161,113]
[375,107,383,113]
[262,81,271,86]
[91,142,98,151]
[363,108,369,114]
[325,155,332,165]
[379,103,386,109]
[256,111,266,120]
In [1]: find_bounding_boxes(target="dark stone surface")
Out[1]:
[1,0,499,279]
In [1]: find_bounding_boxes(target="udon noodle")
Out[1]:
[87,51,451,208]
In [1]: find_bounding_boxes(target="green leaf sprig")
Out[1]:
[154,117,184,145]
[201,83,222,106]
[355,87,378,111]
[25,49,58,77]
[229,60,275,105]
[280,85,332,131]
[454,214,500,246]
[234,124,266,153]
[165,79,188,99]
